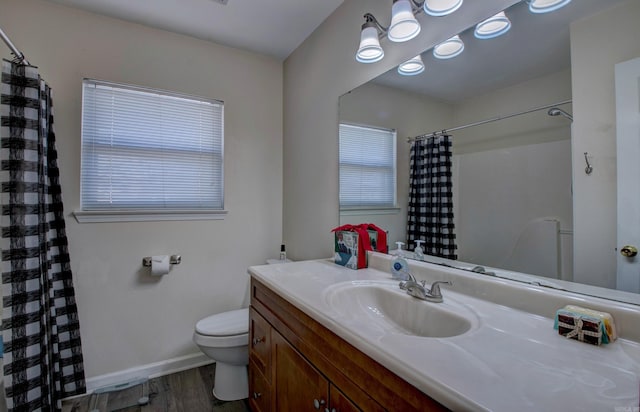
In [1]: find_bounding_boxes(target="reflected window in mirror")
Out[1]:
[339,123,397,209]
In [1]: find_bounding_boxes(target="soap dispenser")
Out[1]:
[414,240,425,261]
[391,241,405,256]
[391,257,411,280]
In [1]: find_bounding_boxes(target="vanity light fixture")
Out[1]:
[398,55,425,75]
[388,0,422,42]
[433,34,465,59]
[356,13,386,63]
[474,11,512,39]
[357,0,469,64]
[423,0,464,17]
[528,0,571,14]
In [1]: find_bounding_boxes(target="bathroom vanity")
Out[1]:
[248,278,444,411]
[248,252,640,411]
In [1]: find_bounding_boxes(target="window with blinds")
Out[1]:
[80,79,224,213]
[339,123,396,208]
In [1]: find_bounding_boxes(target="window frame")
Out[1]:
[74,78,227,223]
[338,122,398,212]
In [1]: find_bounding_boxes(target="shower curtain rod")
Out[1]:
[0,26,29,65]
[408,99,573,143]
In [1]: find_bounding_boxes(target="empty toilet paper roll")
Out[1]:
[151,255,170,276]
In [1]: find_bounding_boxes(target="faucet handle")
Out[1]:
[429,280,452,297]
[405,281,427,300]
[400,278,425,290]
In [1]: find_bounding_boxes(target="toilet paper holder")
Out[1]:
[142,255,182,267]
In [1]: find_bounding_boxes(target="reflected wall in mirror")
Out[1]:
[338,0,640,304]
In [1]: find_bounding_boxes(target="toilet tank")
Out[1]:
[265,258,293,264]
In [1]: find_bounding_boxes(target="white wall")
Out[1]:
[453,69,573,152]
[1,0,283,380]
[283,0,519,261]
[571,0,640,288]
[454,140,572,279]
[452,70,573,280]
[338,82,453,247]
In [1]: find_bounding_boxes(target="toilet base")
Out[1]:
[212,362,248,401]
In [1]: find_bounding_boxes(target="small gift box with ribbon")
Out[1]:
[554,308,606,346]
[331,223,388,270]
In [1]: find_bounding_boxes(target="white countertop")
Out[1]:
[249,256,640,412]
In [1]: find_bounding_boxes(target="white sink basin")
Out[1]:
[323,280,474,338]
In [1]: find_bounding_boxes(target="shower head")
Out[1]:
[548,107,573,122]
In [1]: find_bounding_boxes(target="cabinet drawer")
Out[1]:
[249,307,271,380]
[249,359,272,412]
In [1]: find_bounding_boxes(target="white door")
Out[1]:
[615,57,640,293]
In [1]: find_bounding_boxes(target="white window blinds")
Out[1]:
[81,79,224,211]
[339,123,396,208]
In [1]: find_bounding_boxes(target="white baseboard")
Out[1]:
[84,352,214,393]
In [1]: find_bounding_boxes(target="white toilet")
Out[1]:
[193,307,249,401]
[193,259,291,400]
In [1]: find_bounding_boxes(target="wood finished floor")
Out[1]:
[62,364,251,412]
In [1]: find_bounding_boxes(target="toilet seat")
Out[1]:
[196,308,249,336]
[193,308,249,348]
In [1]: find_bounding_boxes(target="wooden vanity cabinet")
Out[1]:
[329,386,360,412]
[248,308,271,412]
[249,278,448,412]
[272,330,360,412]
[248,358,271,412]
[273,330,327,411]
[249,308,271,378]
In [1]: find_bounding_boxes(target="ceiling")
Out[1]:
[43,0,627,98]
[373,0,627,103]
[45,0,344,60]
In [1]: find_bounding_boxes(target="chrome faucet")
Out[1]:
[399,278,452,303]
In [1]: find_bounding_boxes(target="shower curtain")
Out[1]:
[407,134,457,259]
[0,61,85,410]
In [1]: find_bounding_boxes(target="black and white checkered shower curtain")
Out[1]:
[407,134,457,259]
[0,60,85,411]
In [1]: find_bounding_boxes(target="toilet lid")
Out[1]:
[195,308,249,337]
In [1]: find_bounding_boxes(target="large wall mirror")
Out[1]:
[339,0,640,304]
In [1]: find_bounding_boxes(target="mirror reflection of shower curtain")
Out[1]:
[0,60,86,409]
[407,134,457,259]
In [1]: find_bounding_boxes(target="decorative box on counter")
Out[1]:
[554,305,616,346]
[332,223,388,270]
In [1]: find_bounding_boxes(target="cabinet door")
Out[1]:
[249,308,271,380]
[273,331,329,411]
[328,385,361,412]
